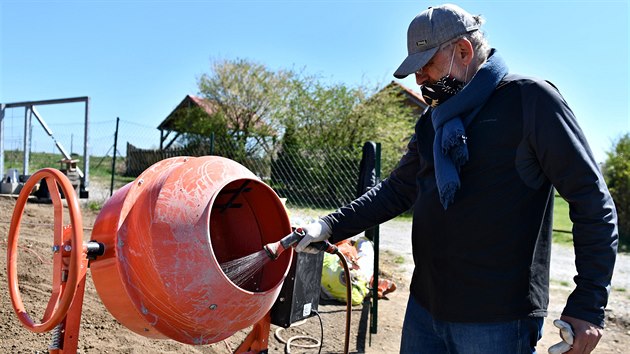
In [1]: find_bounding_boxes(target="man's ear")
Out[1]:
[456,38,475,66]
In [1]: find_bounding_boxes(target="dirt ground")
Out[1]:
[1,195,629,353]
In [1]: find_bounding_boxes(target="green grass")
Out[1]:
[85,199,105,212]
[550,279,571,287]
[553,195,573,245]
[394,211,413,222]
[382,249,405,263]
[3,150,133,186]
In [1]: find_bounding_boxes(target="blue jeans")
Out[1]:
[400,295,543,354]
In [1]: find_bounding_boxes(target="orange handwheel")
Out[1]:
[6,168,84,333]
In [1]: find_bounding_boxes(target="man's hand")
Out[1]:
[559,315,603,354]
[548,320,574,354]
[295,219,331,253]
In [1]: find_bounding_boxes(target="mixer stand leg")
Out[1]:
[234,312,271,353]
[49,258,89,354]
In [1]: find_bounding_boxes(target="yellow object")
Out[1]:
[320,252,369,305]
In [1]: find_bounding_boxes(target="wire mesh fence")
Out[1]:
[2,114,364,217]
[125,138,363,212]
[271,148,360,210]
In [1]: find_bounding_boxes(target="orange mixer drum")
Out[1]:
[89,156,292,344]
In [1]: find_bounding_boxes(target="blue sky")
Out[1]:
[1,0,628,164]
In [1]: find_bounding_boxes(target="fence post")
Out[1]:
[370,142,381,336]
[23,106,32,176]
[357,141,381,336]
[0,104,5,179]
[210,132,215,155]
[110,117,120,197]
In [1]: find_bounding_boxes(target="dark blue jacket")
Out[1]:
[323,75,618,327]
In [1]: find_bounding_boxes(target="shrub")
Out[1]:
[603,133,630,251]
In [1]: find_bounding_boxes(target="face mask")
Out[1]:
[421,46,466,107]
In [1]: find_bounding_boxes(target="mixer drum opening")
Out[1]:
[210,178,293,292]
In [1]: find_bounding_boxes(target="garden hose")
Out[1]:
[265,231,351,354]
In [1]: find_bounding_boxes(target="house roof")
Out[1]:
[157,95,217,131]
[157,94,273,133]
[387,80,427,109]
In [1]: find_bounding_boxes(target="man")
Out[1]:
[296,4,618,353]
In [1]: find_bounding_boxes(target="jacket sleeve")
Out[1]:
[522,80,618,328]
[323,133,420,243]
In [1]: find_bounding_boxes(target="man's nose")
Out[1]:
[415,71,428,86]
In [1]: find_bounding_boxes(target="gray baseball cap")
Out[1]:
[393,4,480,79]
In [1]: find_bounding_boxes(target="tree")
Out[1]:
[181,58,417,203]
[604,133,630,250]
[196,58,295,158]
[281,78,416,176]
[354,84,417,176]
[283,80,365,149]
[270,79,417,208]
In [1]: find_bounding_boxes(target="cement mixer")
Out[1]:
[6,156,351,353]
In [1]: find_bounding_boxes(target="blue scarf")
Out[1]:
[431,49,508,209]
